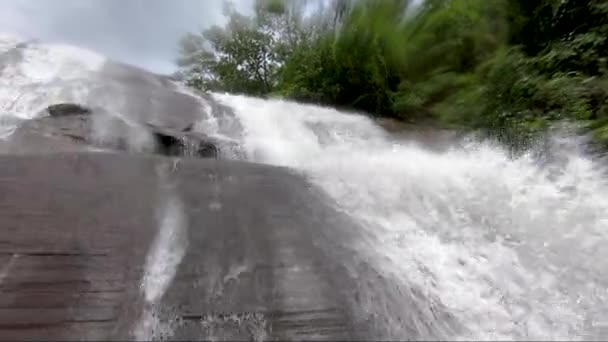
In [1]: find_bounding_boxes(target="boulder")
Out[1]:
[47,103,91,117]
[147,124,220,159]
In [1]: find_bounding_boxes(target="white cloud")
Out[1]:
[0,0,253,73]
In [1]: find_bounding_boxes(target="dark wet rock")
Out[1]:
[153,130,185,156]
[2,111,225,159]
[147,124,219,159]
[151,130,218,159]
[0,153,375,341]
[47,103,91,117]
[196,140,219,158]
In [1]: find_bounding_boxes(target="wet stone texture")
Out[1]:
[0,153,383,341]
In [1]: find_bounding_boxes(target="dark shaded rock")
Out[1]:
[47,103,91,117]
[150,126,219,159]
[2,111,223,159]
[196,140,219,158]
[153,131,185,156]
[182,123,194,132]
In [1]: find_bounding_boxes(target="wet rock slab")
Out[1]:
[0,152,376,341]
[0,105,232,159]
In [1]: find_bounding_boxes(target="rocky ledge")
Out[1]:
[2,102,237,159]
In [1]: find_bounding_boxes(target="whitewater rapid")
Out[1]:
[211,93,608,340]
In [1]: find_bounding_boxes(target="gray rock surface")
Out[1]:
[3,110,228,159]
[0,42,419,341]
[0,153,377,341]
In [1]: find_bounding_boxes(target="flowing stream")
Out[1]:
[208,93,608,340]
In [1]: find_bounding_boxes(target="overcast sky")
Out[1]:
[0,0,253,74]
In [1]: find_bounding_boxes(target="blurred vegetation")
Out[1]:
[178,0,608,147]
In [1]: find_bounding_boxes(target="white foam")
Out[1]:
[173,83,226,140]
[0,34,106,137]
[19,43,105,83]
[135,192,188,340]
[141,195,188,303]
[0,32,23,54]
[213,93,608,340]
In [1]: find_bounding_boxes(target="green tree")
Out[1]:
[178,2,276,95]
[179,0,608,148]
[177,0,312,96]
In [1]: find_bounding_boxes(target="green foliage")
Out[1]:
[178,0,608,148]
[177,0,307,95]
[275,35,342,104]
[470,0,608,144]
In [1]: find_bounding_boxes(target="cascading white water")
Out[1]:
[0,34,106,138]
[212,93,608,340]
